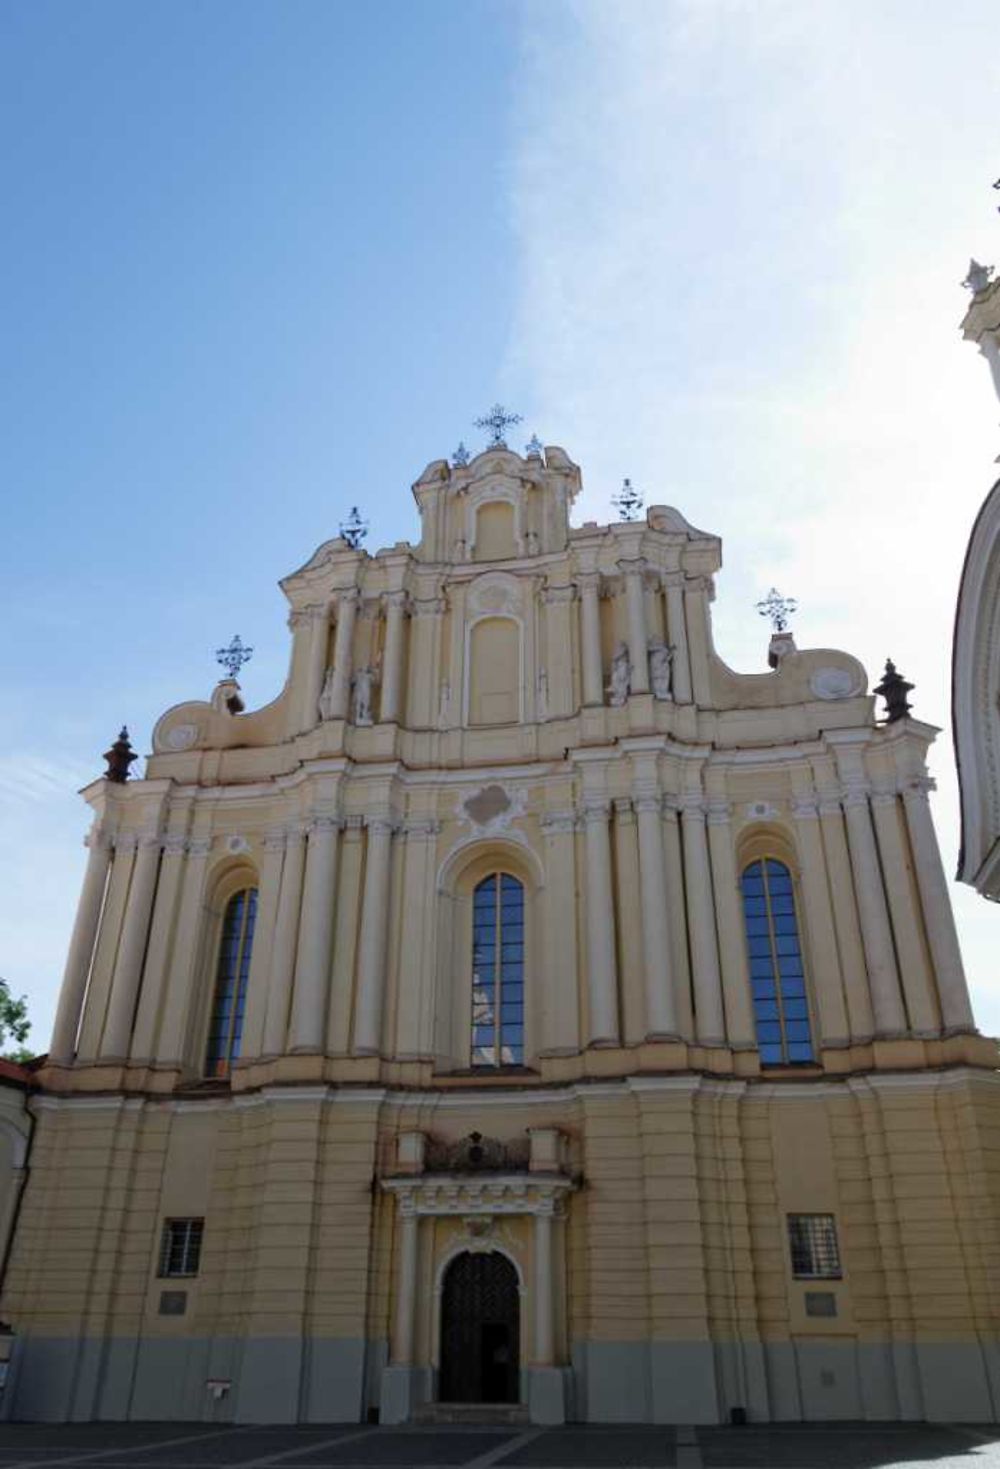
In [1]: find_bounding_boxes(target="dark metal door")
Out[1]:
[438,1251,520,1403]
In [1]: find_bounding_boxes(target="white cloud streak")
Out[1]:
[507,0,1000,1030]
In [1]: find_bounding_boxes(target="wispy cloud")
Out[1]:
[508,0,1000,1028]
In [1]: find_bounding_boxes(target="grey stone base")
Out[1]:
[527,1366,569,1424]
[379,1364,433,1424]
[5,1332,999,1424]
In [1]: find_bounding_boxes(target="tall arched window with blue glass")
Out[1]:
[740,859,814,1064]
[471,873,524,1066]
[205,887,258,1077]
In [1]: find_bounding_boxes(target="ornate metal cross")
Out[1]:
[612,476,643,522]
[756,587,797,633]
[474,403,523,448]
[216,634,253,680]
[340,506,369,549]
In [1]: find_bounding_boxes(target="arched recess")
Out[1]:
[474,501,517,561]
[435,840,542,1071]
[467,617,521,726]
[191,859,259,1078]
[735,825,815,1066]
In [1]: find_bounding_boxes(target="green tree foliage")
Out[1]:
[0,977,31,1062]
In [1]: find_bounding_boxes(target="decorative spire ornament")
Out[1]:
[339,506,369,550]
[215,634,253,681]
[962,259,994,294]
[452,441,470,468]
[874,659,914,723]
[474,404,523,449]
[755,587,797,634]
[525,433,543,459]
[104,726,137,784]
[612,477,643,522]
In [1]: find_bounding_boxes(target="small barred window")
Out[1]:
[158,1218,204,1278]
[787,1213,841,1279]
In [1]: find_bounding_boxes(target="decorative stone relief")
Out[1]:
[457,783,528,834]
[163,723,198,752]
[468,573,522,618]
[810,666,862,700]
[225,834,250,855]
[745,801,779,821]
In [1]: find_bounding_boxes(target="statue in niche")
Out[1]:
[439,680,451,726]
[608,641,631,707]
[648,638,674,700]
[318,666,337,721]
[352,666,377,726]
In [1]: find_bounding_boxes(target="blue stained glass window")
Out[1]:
[740,859,814,1067]
[471,873,525,1067]
[205,888,258,1078]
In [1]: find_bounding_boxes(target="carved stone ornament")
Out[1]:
[458,783,528,834]
[225,834,250,855]
[810,667,861,701]
[163,723,198,752]
[425,1131,530,1174]
[468,574,521,618]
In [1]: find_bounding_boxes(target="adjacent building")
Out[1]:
[4,435,999,1426]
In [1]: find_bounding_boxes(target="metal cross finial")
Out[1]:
[340,506,368,550]
[474,404,523,448]
[525,433,543,458]
[612,476,643,522]
[756,587,797,633]
[216,634,253,681]
[452,441,470,468]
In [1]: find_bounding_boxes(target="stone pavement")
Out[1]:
[0,1423,997,1469]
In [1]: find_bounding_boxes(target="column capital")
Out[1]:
[161,833,189,858]
[902,775,935,803]
[869,788,899,810]
[83,825,113,852]
[632,793,661,815]
[706,800,732,827]
[540,811,576,835]
[542,582,576,605]
[841,783,871,810]
[283,826,307,851]
[613,796,634,817]
[113,832,139,854]
[308,815,342,836]
[366,815,399,837]
[333,586,361,609]
[404,819,441,839]
[678,793,707,818]
[791,798,820,821]
[384,589,410,612]
[412,595,447,617]
[575,570,602,596]
[582,800,611,824]
[263,827,288,853]
[616,556,646,577]
[187,836,213,859]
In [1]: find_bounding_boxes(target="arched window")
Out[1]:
[740,858,813,1065]
[205,887,258,1077]
[471,873,524,1066]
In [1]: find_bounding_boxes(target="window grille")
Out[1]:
[205,887,257,1077]
[471,874,524,1066]
[157,1218,204,1278]
[787,1213,842,1279]
[740,858,814,1065]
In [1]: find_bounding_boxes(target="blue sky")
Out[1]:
[3,0,1000,1049]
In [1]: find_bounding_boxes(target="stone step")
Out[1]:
[413,1402,530,1425]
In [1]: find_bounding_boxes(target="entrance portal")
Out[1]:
[439,1250,520,1403]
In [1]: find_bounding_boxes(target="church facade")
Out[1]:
[4,438,999,1426]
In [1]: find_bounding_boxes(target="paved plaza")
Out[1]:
[0,1423,997,1469]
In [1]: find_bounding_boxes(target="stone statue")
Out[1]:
[648,638,674,700]
[318,666,337,721]
[439,680,451,726]
[608,641,631,707]
[352,666,377,726]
